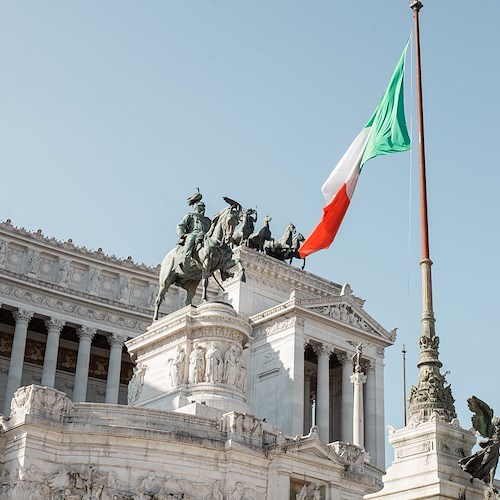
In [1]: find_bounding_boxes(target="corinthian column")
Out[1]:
[351,367,367,448]
[338,352,354,443]
[73,326,96,402]
[313,344,332,442]
[3,308,34,415]
[41,318,66,387]
[105,334,126,404]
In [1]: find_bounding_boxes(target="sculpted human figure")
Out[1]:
[58,259,69,284]
[205,342,223,383]
[128,363,147,404]
[188,344,205,384]
[224,345,240,386]
[0,240,6,265]
[170,347,185,386]
[176,194,211,266]
[27,250,40,274]
[236,351,247,392]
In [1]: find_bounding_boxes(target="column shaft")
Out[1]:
[105,334,125,404]
[314,344,331,442]
[351,370,367,447]
[73,327,96,402]
[3,309,34,415]
[340,353,354,443]
[41,318,65,387]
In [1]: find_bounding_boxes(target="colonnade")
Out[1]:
[302,342,382,466]
[1,305,127,415]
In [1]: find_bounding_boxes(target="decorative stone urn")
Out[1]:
[125,302,252,413]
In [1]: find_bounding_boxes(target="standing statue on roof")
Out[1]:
[459,396,500,498]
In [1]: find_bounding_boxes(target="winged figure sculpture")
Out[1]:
[459,396,500,489]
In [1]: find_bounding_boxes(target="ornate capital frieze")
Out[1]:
[350,372,367,385]
[78,326,97,341]
[313,343,333,358]
[44,317,66,333]
[108,333,127,348]
[336,351,351,366]
[363,360,375,373]
[13,308,34,323]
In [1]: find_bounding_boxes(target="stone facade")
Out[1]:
[0,221,397,499]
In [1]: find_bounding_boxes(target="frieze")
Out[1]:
[132,332,186,360]
[0,463,226,500]
[227,481,263,500]
[310,303,377,334]
[0,228,168,313]
[0,279,149,334]
[192,327,248,343]
[254,317,297,339]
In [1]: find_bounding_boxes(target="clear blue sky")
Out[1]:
[2,1,499,466]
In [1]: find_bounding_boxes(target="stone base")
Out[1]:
[0,385,384,500]
[125,302,253,413]
[365,416,485,500]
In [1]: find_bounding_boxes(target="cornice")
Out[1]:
[231,246,344,299]
[250,296,394,346]
[0,219,159,275]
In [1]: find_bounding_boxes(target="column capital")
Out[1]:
[336,351,352,366]
[107,333,126,348]
[44,318,66,333]
[313,343,333,358]
[363,360,376,373]
[78,326,97,341]
[13,308,34,323]
[350,371,367,385]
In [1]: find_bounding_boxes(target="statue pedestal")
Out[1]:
[365,416,484,500]
[126,302,253,414]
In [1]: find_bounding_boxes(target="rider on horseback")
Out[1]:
[176,195,211,267]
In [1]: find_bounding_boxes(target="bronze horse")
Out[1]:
[153,199,245,320]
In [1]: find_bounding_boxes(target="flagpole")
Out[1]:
[407,0,456,423]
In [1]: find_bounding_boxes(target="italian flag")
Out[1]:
[299,41,411,258]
